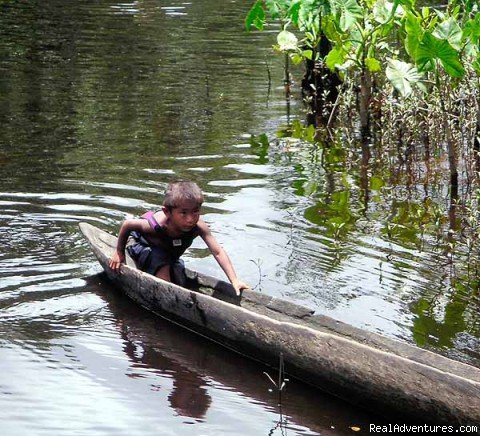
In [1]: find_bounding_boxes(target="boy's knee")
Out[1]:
[155,265,171,282]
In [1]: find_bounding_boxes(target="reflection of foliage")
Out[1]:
[245,1,480,280]
[383,199,441,249]
[411,297,466,349]
[410,275,479,350]
[323,142,347,170]
[304,190,357,238]
[267,117,480,356]
[249,133,270,164]
[277,120,315,143]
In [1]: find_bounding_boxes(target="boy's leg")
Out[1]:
[147,246,173,281]
[171,259,187,287]
[155,264,171,282]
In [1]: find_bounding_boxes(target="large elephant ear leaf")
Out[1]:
[331,0,363,31]
[404,11,423,58]
[464,15,480,46]
[433,17,463,51]
[386,59,425,97]
[416,32,465,78]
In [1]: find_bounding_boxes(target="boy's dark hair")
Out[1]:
[163,181,204,209]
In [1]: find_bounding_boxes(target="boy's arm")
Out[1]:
[109,218,149,272]
[198,220,250,296]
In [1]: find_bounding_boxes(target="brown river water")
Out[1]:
[0,0,478,434]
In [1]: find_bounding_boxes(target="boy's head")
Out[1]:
[163,181,204,210]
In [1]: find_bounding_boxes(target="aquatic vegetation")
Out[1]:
[245,0,480,144]
[245,2,480,356]
[246,1,480,262]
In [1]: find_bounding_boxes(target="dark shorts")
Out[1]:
[126,232,184,276]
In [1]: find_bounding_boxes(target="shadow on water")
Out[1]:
[85,273,386,434]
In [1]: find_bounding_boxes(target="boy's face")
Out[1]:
[165,200,201,232]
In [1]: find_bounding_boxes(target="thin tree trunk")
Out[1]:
[360,66,372,163]
[443,104,458,200]
[474,94,480,173]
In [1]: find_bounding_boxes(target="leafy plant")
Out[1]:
[386,58,425,97]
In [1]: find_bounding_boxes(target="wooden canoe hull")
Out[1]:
[79,222,480,425]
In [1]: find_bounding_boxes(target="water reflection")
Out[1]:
[271,122,479,367]
[116,308,212,421]
[93,274,381,433]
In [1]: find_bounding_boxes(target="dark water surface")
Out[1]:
[0,0,478,434]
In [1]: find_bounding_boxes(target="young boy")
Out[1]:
[109,181,249,296]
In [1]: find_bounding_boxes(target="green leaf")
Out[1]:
[373,0,404,24]
[421,6,430,20]
[464,15,480,46]
[265,0,284,19]
[288,1,301,27]
[291,53,304,64]
[373,0,391,24]
[303,49,313,60]
[433,18,463,51]
[397,0,415,9]
[326,45,349,70]
[245,1,265,31]
[386,59,424,98]
[322,15,341,43]
[331,0,363,32]
[365,57,381,72]
[370,175,385,191]
[277,30,298,51]
[404,12,423,58]
[416,32,465,78]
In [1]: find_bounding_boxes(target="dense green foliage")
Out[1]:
[246,0,479,95]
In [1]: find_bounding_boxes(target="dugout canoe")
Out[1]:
[91,274,376,432]
[79,222,480,425]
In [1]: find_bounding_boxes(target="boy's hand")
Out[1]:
[109,251,126,272]
[232,279,250,297]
